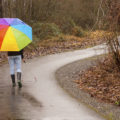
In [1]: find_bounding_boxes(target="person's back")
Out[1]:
[8,50,24,59]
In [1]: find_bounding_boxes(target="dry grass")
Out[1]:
[0,30,109,61]
[37,30,108,48]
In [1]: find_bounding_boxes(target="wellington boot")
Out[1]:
[17,72,22,88]
[11,74,16,87]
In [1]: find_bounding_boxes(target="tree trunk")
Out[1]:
[0,0,3,17]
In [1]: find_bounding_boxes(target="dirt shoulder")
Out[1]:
[55,55,120,120]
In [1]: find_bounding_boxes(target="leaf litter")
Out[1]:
[74,55,120,106]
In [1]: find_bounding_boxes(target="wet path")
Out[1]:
[0,44,107,120]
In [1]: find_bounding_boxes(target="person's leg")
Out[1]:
[15,55,22,88]
[8,56,16,87]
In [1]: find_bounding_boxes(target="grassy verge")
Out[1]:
[24,30,108,58]
[0,30,109,62]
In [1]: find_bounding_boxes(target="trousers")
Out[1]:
[8,55,22,75]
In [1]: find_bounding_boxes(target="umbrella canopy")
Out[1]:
[0,18,32,51]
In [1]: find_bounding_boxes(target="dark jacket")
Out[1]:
[8,50,24,59]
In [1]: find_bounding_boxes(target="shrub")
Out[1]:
[60,18,76,34]
[72,26,85,37]
[32,22,61,40]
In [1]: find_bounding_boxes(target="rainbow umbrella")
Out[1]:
[0,18,32,51]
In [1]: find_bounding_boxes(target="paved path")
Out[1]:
[0,44,107,120]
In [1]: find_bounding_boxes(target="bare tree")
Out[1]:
[0,0,3,17]
[103,0,120,70]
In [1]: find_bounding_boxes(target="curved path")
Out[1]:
[0,44,107,120]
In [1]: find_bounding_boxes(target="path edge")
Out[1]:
[55,55,120,120]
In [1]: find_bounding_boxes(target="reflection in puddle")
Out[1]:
[11,87,16,96]
[19,92,43,108]
[0,86,43,120]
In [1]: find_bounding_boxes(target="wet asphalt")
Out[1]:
[0,44,107,120]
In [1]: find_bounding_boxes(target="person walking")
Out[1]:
[8,50,24,88]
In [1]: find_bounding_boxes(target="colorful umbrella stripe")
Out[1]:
[0,18,32,51]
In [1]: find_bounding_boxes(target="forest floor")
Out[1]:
[74,55,120,107]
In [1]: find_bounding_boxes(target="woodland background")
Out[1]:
[0,0,101,36]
